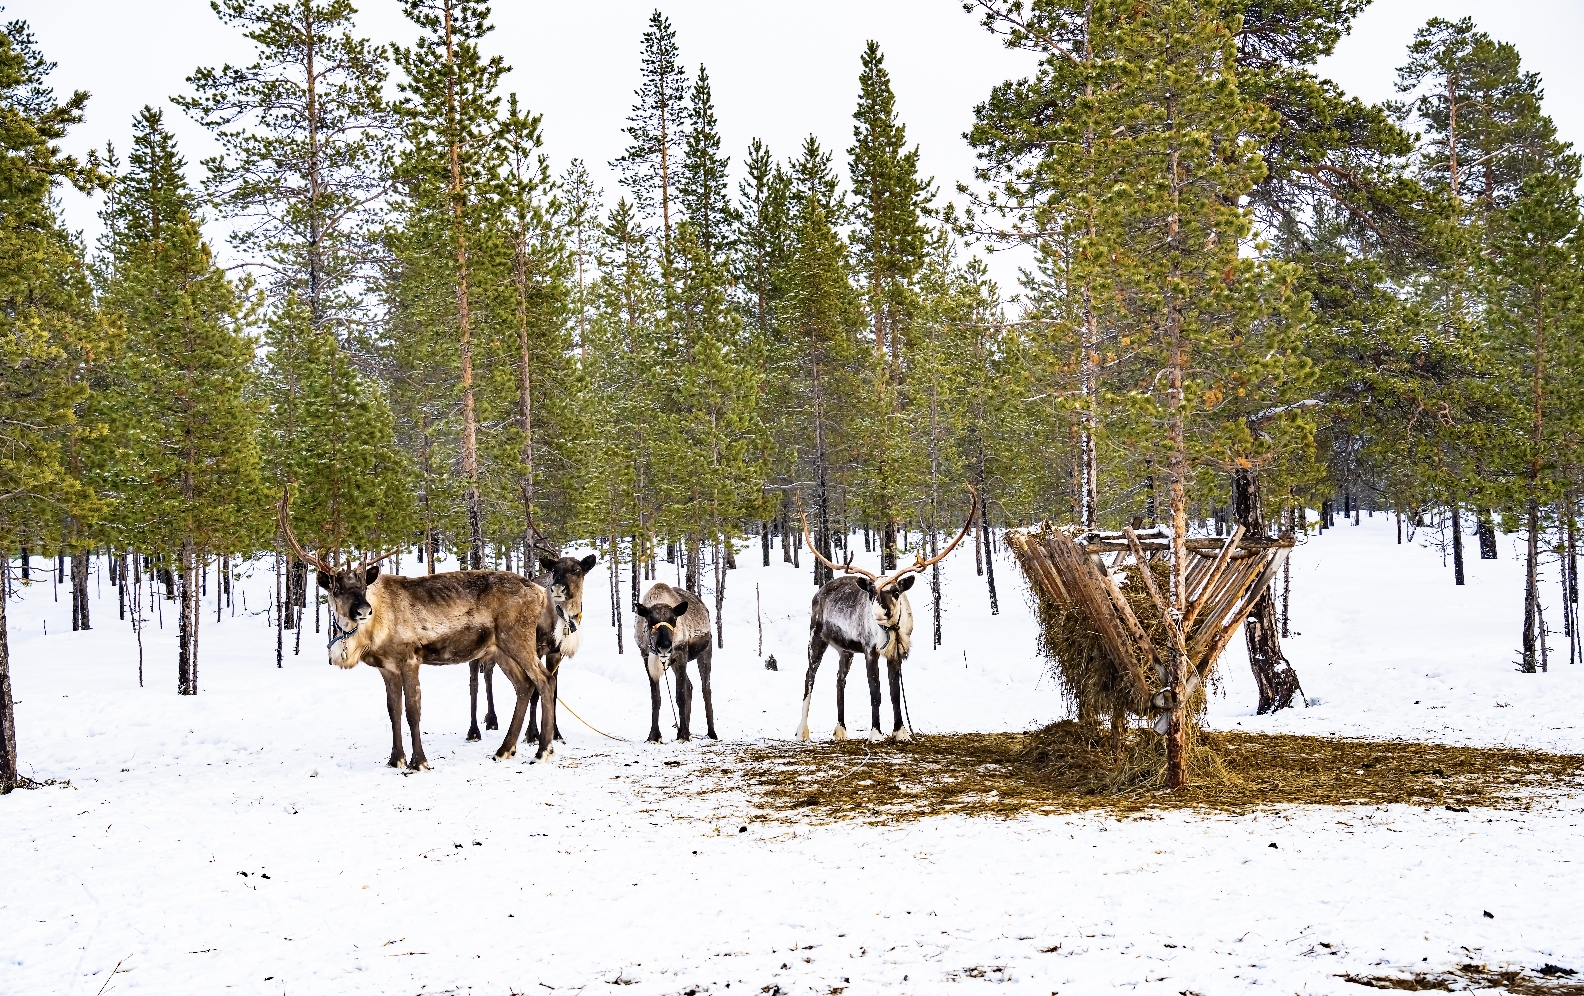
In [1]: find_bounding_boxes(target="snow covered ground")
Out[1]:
[3,515,1581,994]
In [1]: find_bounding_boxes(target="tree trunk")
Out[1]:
[0,557,18,792]
[1232,470,1301,713]
[1522,498,1541,673]
[178,540,198,696]
[1451,504,1466,585]
[70,549,90,631]
[1477,509,1498,559]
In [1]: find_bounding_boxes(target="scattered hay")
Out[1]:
[733,723,1583,822]
[1342,962,1584,993]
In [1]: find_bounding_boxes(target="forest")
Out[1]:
[2,0,1581,796]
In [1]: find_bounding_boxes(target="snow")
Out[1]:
[3,515,1581,994]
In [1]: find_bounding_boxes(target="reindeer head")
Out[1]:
[278,489,398,668]
[317,565,380,635]
[855,574,916,659]
[538,553,598,617]
[635,597,690,667]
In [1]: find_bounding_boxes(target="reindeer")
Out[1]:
[467,553,598,745]
[280,496,557,769]
[795,491,978,742]
[632,582,717,742]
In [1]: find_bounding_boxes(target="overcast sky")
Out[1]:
[18,0,1584,297]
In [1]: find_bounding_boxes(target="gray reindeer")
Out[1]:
[633,582,717,742]
[796,491,978,742]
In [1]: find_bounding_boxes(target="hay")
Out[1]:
[1342,964,1584,993]
[1035,558,1201,725]
[730,726,1583,823]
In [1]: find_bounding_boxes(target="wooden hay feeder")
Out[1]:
[1006,524,1293,737]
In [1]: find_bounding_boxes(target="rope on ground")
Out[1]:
[556,696,629,742]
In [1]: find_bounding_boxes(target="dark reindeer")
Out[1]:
[632,582,717,742]
[467,553,598,745]
[280,496,557,769]
[796,491,978,742]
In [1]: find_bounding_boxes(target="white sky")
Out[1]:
[18,0,1584,298]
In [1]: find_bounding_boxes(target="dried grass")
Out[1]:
[1342,963,1584,993]
[731,723,1583,822]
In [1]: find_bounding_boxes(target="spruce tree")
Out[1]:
[94,108,265,694]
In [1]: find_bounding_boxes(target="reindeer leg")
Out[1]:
[865,650,884,741]
[402,662,429,771]
[887,656,910,741]
[382,668,406,769]
[543,654,565,742]
[493,656,531,762]
[834,651,854,740]
[646,652,665,743]
[536,673,557,761]
[675,660,693,742]
[526,686,541,744]
[467,661,482,742]
[698,642,718,740]
[484,660,498,730]
[798,632,828,741]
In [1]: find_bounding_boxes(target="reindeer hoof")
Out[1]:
[494,747,516,762]
[797,727,811,742]
[866,728,883,742]
[677,733,692,743]
[387,755,406,769]
[892,728,913,743]
[408,758,431,772]
[833,725,848,741]
[647,731,663,744]
[466,727,481,743]
[485,717,499,731]
[706,730,719,740]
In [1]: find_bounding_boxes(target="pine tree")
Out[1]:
[615,9,688,264]
[393,0,508,569]
[93,107,266,694]
[183,0,408,590]
[849,40,933,568]
[785,154,865,585]
[561,159,602,357]
[734,139,794,560]
[179,0,390,342]
[1484,172,1582,671]
[0,20,105,791]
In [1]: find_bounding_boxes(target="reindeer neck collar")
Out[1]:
[328,611,358,650]
[557,603,581,633]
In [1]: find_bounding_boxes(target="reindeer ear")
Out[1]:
[364,565,381,585]
[316,571,331,590]
[539,555,558,573]
[856,577,876,597]
[635,603,652,619]
[670,598,690,616]
[896,575,916,592]
[580,553,598,572]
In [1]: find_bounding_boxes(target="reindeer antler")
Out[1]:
[277,488,334,574]
[873,486,979,591]
[796,497,881,584]
[797,486,980,591]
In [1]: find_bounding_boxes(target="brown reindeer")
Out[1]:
[632,582,716,742]
[467,553,598,746]
[796,492,977,742]
[280,497,557,769]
